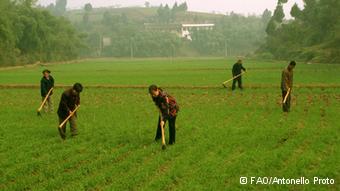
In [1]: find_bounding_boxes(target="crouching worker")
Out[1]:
[57,83,83,139]
[149,85,179,145]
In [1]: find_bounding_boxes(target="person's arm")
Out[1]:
[40,79,47,97]
[159,96,170,128]
[232,64,236,76]
[160,95,170,121]
[76,95,80,106]
[291,72,293,89]
[60,93,71,114]
[51,76,55,88]
[152,97,164,123]
[282,70,289,91]
[165,96,170,116]
[241,65,246,72]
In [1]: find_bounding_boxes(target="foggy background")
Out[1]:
[37,0,304,17]
[2,0,338,65]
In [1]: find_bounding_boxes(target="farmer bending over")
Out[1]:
[149,85,179,145]
[57,83,83,139]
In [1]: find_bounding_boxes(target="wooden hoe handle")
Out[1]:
[283,88,291,104]
[223,72,246,85]
[37,88,54,112]
[59,105,80,128]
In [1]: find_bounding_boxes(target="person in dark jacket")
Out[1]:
[57,83,83,139]
[40,69,55,112]
[149,85,179,145]
[232,59,246,90]
[281,61,296,112]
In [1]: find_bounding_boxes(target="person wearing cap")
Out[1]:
[57,83,83,139]
[40,69,55,113]
[281,61,296,112]
[232,59,246,90]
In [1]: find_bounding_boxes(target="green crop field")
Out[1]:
[0,58,339,191]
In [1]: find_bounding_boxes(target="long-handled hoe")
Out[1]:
[222,72,246,88]
[158,115,166,150]
[58,105,80,129]
[37,88,53,116]
[283,88,291,104]
[161,121,166,150]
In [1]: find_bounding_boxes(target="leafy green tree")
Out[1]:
[260,0,340,62]
[261,9,272,24]
[84,3,92,12]
[55,0,67,16]
[0,0,82,66]
[178,2,188,12]
[290,3,302,19]
[83,3,92,25]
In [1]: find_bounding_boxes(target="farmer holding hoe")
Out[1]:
[231,59,247,91]
[57,83,83,140]
[281,61,296,112]
[149,85,179,150]
[40,69,54,113]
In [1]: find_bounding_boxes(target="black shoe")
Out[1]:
[168,142,175,145]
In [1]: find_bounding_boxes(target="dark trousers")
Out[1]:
[282,91,291,112]
[232,77,243,90]
[58,116,78,139]
[155,116,176,144]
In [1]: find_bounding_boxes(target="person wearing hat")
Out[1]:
[57,83,83,139]
[232,59,246,90]
[281,61,296,112]
[40,69,55,113]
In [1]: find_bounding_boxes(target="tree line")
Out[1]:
[4,0,338,65]
[0,0,269,65]
[72,1,269,58]
[157,2,188,23]
[191,11,270,56]
[258,0,340,63]
[0,0,82,66]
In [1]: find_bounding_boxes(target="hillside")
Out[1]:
[63,6,268,58]
[65,7,224,24]
[259,0,340,63]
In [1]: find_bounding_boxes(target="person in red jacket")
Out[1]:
[149,85,179,145]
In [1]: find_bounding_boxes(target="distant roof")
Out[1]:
[182,24,215,27]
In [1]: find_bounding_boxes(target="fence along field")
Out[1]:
[0,58,339,190]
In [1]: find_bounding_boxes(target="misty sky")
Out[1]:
[37,0,304,17]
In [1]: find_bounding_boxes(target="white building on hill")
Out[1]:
[181,24,215,40]
[144,23,215,41]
